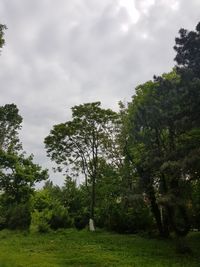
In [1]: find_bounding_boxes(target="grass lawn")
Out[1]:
[0,229,199,267]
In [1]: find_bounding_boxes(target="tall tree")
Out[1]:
[0,104,22,152]
[124,22,200,237]
[173,21,200,181]
[45,102,118,230]
[126,71,192,237]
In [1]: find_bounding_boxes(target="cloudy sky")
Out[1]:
[0,0,199,186]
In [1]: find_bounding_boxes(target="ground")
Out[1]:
[0,229,199,266]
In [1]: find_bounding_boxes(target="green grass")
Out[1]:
[0,229,199,266]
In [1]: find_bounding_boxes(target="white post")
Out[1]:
[89,218,95,231]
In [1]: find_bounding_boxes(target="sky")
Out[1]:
[0,0,199,186]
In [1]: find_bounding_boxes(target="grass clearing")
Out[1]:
[0,229,199,266]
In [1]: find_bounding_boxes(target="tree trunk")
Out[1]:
[160,175,170,237]
[139,168,168,237]
[149,191,165,236]
[148,186,169,237]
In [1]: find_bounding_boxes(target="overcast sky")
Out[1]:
[0,0,199,186]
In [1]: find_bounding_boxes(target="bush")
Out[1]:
[6,203,31,230]
[74,210,89,230]
[96,199,153,234]
[32,203,72,232]
[37,220,50,233]
[0,205,7,230]
[31,209,51,233]
[74,216,86,230]
[49,204,72,230]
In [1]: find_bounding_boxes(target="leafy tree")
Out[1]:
[173,22,200,183]
[65,182,90,230]
[45,102,119,230]
[62,176,84,214]
[0,152,47,204]
[0,104,48,229]
[0,104,22,152]
[0,24,6,52]
[126,71,194,237]
[172,23,200,239]
[121,22,200,238]
[174,22,200,77]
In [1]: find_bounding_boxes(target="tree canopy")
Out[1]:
[0,24,6,52]
[45,102,119,230]
[0,104,48,230]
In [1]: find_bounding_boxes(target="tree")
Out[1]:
[0,151,47,204]
[0,104,22,152]
[0,104,48,229]
[0,24,6,52]
[173,23,200,239]
[45,102,119,230]
[174,22,200,77]
[126,71,193,237]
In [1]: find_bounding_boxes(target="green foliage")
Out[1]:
[45,102,120,228]
[0,24,6,52]
[191,180,200,229]
[62,178,90,230]
[62,176,84,213]
[0,201,31,230]
[74,211,89,230]
[125,68,198,236]
[0,104,22,152]
[0,152,48,205]
[6,203,31,230]
[49,203,72,230]
[174,22,200,77]
[96,199,153,234]
[32,209,51,233]
[45,102,119,179]
[0,104,48,230]
[32,184,73,232]
[32,206,72,233]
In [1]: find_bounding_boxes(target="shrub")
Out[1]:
[32,203,72,232]
[6,203,31,230]
[37,220,50,233]
[96,199,153,234]
[49,204,72,230]
[31,209,51,233]
[74,210,89,230]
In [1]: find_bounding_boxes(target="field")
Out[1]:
[0,229,199,267]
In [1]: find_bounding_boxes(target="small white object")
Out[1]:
[89,218,95,231]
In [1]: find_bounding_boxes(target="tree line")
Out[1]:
[0,22,199,240]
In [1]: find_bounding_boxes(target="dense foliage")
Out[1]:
[0,104,48,230]
[0,24,6,52]
[44,102,120,230]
